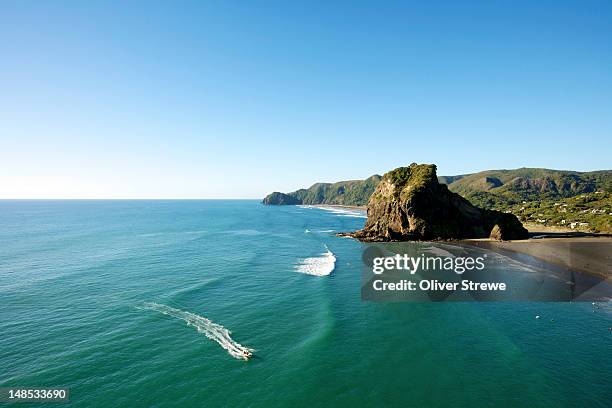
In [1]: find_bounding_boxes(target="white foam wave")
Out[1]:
[226,229,264,236]
[295,245,336,276]
[422,246,456,258]
[139,230,207,237]
[140,302,254,360]
[298,205,367,218]
[314,207,367,218]
[484,251,542,274]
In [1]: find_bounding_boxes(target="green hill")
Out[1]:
[292,175,382,205]
[262,175,381,206]
[263,167,612,232]
[440,168,612,232]
[444,168,612,208]
[506,191,612,233]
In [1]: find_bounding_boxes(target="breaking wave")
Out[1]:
[295,245,336,276]
[297,205,367,218]
[140,302,254,360]
[314,206,367,218]
[422,246,456,258]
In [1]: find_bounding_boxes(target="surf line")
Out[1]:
[295,244,336,276]
[140,302,254,360]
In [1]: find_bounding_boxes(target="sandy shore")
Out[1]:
[466,237,612,280]
[322,206,610,280]
[523,223,577,233]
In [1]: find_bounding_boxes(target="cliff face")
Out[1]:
[262,175,381,206]
[292,175,381,206]
[349,164,528,241]
[262,192,302,205]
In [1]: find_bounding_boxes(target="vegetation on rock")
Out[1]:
[442,169,612,233]
[348,163,528,241]
[445,168,612,208]
[263,175,381,206]
[262,166,612,233]
[262,192,302,205]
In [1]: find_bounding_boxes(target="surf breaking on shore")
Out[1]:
[298,205,367,218]
[295,245,336,276]
[140,302,254,360]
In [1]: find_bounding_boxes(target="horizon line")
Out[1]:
[0,198,265,201]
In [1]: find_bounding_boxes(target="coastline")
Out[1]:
[316,202,611,280]
[302,204,367,211]
[464,236,612,281]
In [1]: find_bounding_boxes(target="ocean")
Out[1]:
[0,200,610,407]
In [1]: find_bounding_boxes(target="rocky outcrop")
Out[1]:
[345,163,528,241]
[489,224,503,241]
[479,176,503,190]
[262,192,302,205]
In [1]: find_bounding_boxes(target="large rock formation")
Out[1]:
[347,163,528,241]
[262,192,302,205]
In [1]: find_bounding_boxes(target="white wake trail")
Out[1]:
[141,302,254,360]
[295,244,336,276]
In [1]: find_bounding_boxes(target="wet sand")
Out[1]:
[466,237,612,280]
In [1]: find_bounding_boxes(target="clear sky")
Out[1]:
[1,1,610,198]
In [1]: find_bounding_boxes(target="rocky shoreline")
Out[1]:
[343,163,528,242]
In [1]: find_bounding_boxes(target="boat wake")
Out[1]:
[295,245,336,276]
[140,302,254,360]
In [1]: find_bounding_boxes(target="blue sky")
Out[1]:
[1,1,610,198]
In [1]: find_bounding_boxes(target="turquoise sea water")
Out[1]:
[0,200,610,407]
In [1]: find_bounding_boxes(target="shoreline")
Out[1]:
[319,204,611,280]
[462,236,612,281]
[302,204,367,211]
[338,225,611,281]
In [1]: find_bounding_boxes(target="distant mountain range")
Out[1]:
[443,168,612,208]
[263,175,382,206]
[264,168,612,207]
[263,167,612,232]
